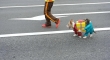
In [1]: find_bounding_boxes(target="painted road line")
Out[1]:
[10,11,110,20]
[0,2,110,8]
[0,27,110,38]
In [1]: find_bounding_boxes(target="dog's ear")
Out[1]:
[66,20,71,28]
[70,19,74,25]
[70,21,72,25]
[70,19,73,22]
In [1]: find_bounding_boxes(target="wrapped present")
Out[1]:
[76,20,86,32]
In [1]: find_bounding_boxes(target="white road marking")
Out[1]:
[10,15,68,20]
[0,2,110,8]
[10,11,110,20]
[0,27,110,38]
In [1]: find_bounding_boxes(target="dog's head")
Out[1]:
[66,19,75,29]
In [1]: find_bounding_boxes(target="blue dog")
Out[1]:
[83,19,96,38]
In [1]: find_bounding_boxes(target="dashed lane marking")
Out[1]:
[0,2,110,8]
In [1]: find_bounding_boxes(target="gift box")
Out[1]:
[76,20,86,32]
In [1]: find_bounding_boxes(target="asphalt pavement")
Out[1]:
[0,0,110,60]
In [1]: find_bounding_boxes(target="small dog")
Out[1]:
[66,19,82,38]
[83,18,96,38]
